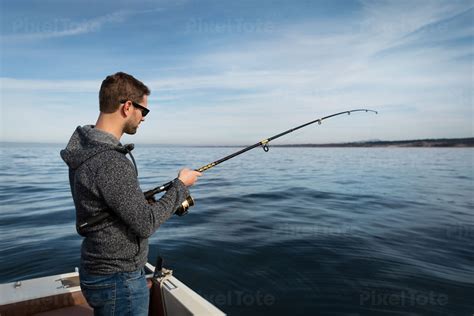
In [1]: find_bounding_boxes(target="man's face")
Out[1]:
[124,95,148,135]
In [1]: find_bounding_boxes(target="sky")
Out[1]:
[0,0,472,145]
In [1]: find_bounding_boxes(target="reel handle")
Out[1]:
[175,196,194,216]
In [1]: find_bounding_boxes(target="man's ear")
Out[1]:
[122,101,132,117]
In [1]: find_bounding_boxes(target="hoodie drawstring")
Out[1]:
[124,144,138,176]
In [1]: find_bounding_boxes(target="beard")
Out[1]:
[123,120,138,135]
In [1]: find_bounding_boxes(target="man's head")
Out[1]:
[99,72,150,135]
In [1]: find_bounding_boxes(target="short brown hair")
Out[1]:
[99,72,150,113]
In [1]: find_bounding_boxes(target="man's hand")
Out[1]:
[178,168,202,187]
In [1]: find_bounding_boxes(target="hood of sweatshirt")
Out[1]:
[60,125,135,170]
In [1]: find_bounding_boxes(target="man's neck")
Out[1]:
[95,113,123,141]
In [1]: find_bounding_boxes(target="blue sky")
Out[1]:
[0,0,472,145]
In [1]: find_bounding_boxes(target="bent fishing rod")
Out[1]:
[80,108,377,228]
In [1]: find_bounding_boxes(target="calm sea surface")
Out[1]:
[0,144,473,315]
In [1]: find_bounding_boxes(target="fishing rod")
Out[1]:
[79,108,377,228]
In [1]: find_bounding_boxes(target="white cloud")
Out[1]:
[0,78,99,92]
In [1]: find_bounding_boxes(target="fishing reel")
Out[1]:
[175,196,194,216]
[146,194,194,216]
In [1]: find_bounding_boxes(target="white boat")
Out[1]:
[0,262,225,316]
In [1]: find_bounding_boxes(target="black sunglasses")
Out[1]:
[120,99,150,117]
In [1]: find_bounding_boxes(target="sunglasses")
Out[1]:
[120,99,150,117]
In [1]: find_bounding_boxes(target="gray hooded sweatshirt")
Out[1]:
[60,125,189,274]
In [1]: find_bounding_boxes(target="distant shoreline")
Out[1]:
[1,137,473,147]
[271,137,474,148]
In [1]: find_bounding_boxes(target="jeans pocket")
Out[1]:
[80,280,116,307]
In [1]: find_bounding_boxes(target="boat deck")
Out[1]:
[0,272,90,316]
[35,304,93,316]
[1,265,225,316]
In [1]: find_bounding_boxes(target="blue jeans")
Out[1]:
[79,268,149,316]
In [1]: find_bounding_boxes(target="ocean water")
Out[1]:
[0,143,473,316]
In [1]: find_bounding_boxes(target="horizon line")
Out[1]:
[1,137,473,147]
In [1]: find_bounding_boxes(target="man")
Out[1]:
[60,72,201,315]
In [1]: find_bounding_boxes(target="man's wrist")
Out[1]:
[173,178,190,196]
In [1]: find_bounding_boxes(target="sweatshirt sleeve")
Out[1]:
[95,156,190,238]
